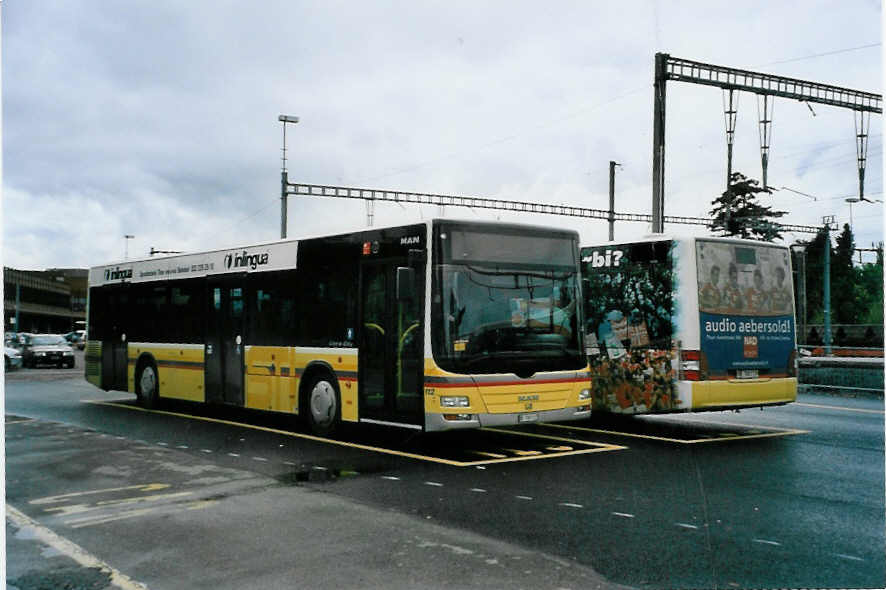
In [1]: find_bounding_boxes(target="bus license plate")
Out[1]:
[737,369,758,379]
[518,413,539,424]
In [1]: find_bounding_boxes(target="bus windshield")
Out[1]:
[432,224,584,374]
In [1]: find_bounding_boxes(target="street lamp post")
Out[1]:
[278,115,299,239]
[790,243,807,346]
[124,235,134,260]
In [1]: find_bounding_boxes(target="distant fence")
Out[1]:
[798,324,884,351]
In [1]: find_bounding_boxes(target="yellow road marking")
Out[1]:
[540,421,808,444]
[31,483,170,505]
[84,399,626,466]
[6,504,149,589]
[468,451,508,459]
[503,448,543,456]
[795,402,885,415]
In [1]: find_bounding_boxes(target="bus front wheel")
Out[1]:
[304,373,340,436]
[136,360,159,409]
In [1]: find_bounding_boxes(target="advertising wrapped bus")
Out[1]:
[580,235,797,414]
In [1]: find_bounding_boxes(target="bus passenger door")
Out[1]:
[101,284,130,392]
[205,280,245,405]
[359,260,424,427]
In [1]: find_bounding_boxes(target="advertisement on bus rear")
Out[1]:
[695,240,795,377]
[581,240,679,413]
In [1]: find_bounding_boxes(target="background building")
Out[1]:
[4,267,88,335]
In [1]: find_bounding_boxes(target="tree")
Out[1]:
[795,228,830,325]
[709,172,788,241]
[855,243,884,326]
[832,223,857,324]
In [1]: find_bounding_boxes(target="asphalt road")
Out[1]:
[5,362,885,590]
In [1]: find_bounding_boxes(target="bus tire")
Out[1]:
[135,358,159,409]
[303,372,341,436]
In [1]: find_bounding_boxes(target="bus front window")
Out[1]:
[435,264,583,374]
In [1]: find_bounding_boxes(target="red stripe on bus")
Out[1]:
[425,377,590,388]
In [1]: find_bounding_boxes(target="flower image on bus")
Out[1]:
[85,220,592,433]
[580,236,797,414]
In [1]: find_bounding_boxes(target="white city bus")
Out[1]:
[580,235,797,414]
[86,219,592,433]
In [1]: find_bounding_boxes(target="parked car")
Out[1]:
[5,346,22,371]
[21,334,75,369]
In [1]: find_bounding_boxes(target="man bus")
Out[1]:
[85,220,592,433]
[580,235,797,414]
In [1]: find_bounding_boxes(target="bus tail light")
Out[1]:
[681,350,701,381]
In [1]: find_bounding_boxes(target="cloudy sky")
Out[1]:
[2,1,882,270]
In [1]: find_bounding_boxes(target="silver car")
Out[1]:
[21,334,76,369]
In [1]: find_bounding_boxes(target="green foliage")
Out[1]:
[792,226,884,330]
[709,172,788,241]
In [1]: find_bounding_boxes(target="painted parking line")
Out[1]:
[539,420,808,444]
[7,504,148,590]
[84,400,626,467]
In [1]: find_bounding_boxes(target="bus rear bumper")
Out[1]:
[688,377,798,411]
[424,406,592,432]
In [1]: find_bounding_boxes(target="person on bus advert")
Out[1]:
[769,266,792,313]
[723,263,744,312]
[699,264,722,311]
[745,268,770,313]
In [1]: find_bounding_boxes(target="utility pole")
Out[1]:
[651,53,668,234]
[822,216,835,355]
[278,115,299,239]
[608,161,620,241]
[791,244,807,345]
[723,89,738,189]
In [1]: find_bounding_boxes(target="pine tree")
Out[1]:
[832,224,856,324]
[709,172,788,241]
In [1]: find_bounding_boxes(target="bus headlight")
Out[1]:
[578,388,591,401]
[440,396,470,408]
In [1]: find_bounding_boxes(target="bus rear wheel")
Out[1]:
[136,361,159,409]
[304,373,340,436]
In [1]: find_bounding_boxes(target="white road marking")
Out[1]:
[753,538,781,546]
[424,481,444,487]
[283,461,296,466]
[469,488,487,493]
[515,495,533,501]
[252,457,267,462]
[227,453,240,457]
[612,512,635,518]
[176,445,189,449]
[156,442,168,446]
[201,449,213,454]
[559,502,583,509]
[381,476,401,481]
[834,553,864,562]
[6,504,148,590]
[675,523,699,530]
